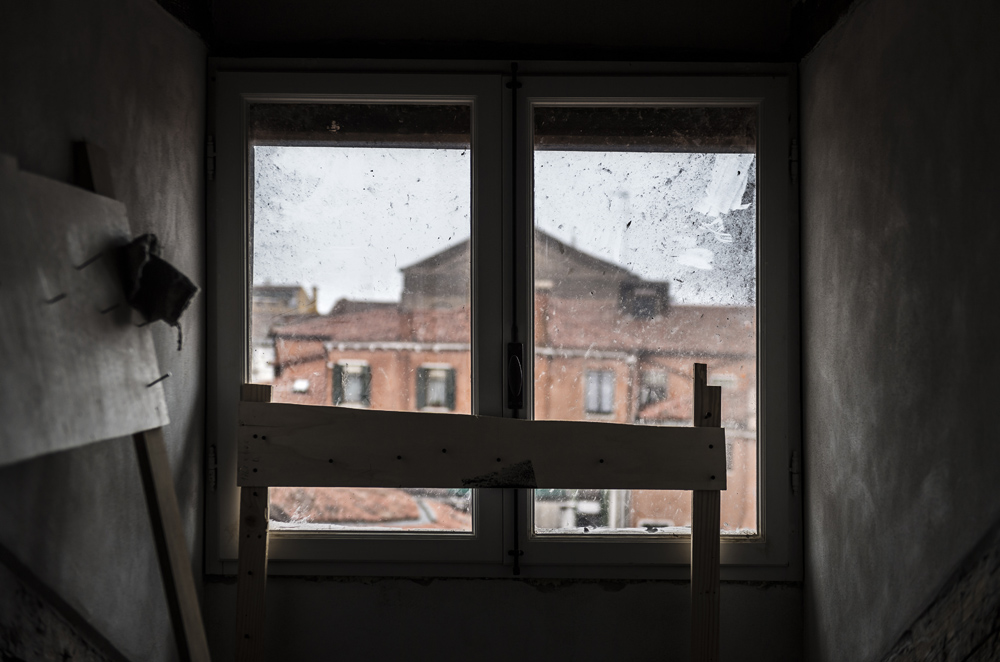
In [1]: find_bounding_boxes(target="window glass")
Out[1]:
[418,365,456,410]
[584,370,615,414]
[249,102,473,532]
[531,105,758,536]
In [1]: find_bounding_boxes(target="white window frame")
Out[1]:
[207,61,801,581]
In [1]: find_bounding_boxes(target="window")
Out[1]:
[210,64,800,579]
[639,370,668,408]
[332,361,370,407]
[417,364,456,411]
[584,370,615,414]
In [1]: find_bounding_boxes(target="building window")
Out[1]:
[639,370,668,407]
[211,65,798,578]
[584,370,615,414]
[333,361,370,407]
[417,365,456,410]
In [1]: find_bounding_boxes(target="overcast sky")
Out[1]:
[253,146,756,313]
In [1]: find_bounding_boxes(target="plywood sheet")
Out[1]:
[0,155,168,466]
[238,401,726,490]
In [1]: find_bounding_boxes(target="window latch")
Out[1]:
[507,342,524,410]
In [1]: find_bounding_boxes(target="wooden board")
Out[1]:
[134,428,211,662]
[236,385,271,662]
[691,363,722,662]
[238,401,726,490]
[0,154,168,466]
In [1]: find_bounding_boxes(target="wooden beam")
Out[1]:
[237,401,726,490]
[133,428,211,662]
[236,385,272,662]
[691,363,722,662]
[0,153,168,467]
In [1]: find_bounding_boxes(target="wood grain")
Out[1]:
[691,363,722,662]
[0,154,168,467]
[237,401,726,490]
[236,385,272,662]
[134,429,212,662]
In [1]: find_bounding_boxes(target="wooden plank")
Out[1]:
[691,489,721,662]
[691,363,722,662]
[133,428,211,662]
[241,383,273,404]
[237,401,726,490]
[236,385,271,662]
[235,487,269,662]
[0,154,168,467]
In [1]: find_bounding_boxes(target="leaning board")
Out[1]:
[0,154,169,466]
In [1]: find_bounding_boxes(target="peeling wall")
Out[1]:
[801,0,1000,658]
[0,559,119,662]
[0,0,205,660]
[880,519,1000,661]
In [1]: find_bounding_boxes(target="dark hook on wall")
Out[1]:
[74,251,104,270]
[146,373,171,388]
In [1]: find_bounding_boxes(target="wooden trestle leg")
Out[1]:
[236,384,272,662]
[691,363,722,662]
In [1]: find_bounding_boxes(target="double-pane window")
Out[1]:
[210,67,797,576]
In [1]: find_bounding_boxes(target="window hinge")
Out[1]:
[208,443,218,492]
[789,450,801,494]
[789,138,799,185]
[206,134,216,182]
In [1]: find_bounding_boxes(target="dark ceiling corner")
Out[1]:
[154,0,211,42]
[785,0,862,59]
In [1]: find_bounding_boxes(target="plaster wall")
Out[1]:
[800,0,1000,658]
[0,0,206,660]
[205,577,800,661]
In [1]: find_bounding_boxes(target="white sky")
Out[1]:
[253,146,755,313]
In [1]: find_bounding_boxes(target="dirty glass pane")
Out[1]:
[531,105,757,537]
[249,102,473,533]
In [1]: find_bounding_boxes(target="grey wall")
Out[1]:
[0,0,205,660]
[801,0,1000,659]
[205,578,801,661]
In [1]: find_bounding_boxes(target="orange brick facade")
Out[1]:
[257,232,757,533]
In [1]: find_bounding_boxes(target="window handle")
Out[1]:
[507,342,524,410]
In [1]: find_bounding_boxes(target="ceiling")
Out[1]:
[158,0,858,61]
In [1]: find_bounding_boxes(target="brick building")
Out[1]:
[258,230,757,532]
